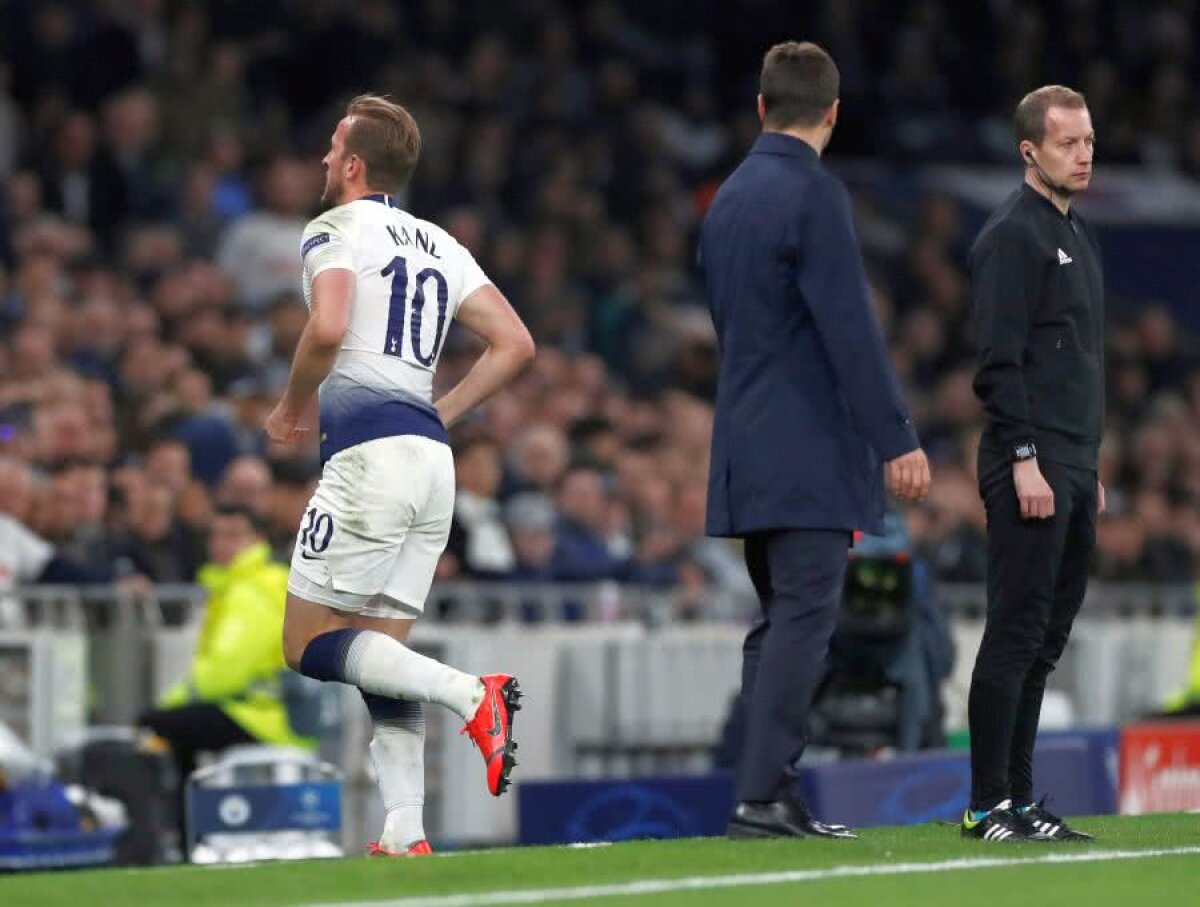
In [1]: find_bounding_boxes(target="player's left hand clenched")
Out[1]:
[265,403,306,444]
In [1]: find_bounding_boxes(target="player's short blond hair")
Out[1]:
[344,94,421,192]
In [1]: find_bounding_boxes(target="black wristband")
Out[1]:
[1012,441,1038,462]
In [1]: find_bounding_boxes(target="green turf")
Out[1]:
[3,814,1197,907]
[579,856,1200,907]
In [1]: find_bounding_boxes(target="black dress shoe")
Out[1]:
[726,799,857,839]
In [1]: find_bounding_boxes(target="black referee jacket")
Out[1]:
[970,184,1105,470]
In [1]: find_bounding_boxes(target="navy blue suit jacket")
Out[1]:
[700,133,918,538]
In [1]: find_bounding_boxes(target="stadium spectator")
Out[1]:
[447,438,516,579]
[505,493,559,583]
[0,456,37,524]
[1160,581,1200,718]
[43,461,111,571]
[110,481,199,582]
[35,111,127,248]
[0,510,104,625]
[102,87,173,221]
[143,438,192,497]
[160,368,240,484]
[507,422,570,497]
[263,459,317,558]
[553,464,626,581]
[215,155,314,311]
[215,455,274,518]
[139,505,314,851]
[670,481,756,618]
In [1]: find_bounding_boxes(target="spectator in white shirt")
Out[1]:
[215,155,314,310]
[447,438,515,577]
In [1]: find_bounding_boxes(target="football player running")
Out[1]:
[267,94,535,857]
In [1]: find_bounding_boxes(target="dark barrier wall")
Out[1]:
[519,729,1118,844]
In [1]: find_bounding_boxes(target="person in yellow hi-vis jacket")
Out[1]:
[140,504,315,836]
[1161,588,1200,717]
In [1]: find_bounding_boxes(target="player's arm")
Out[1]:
[266,268,355,443]
[435,284,535,429]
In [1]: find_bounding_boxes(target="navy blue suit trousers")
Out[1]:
[736,528,850,802]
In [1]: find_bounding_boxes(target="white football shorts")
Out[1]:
[287,434,454,618]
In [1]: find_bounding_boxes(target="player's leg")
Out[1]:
[283,437,487,714]
[1009,466,1098,841]
[348,615,429,855]
[281,592,485,713]
[282,599,462,855]
[966,451,1071,826]
[282,592,488,856]
[381,438,522,798]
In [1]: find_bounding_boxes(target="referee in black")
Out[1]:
[963,85,1105,843]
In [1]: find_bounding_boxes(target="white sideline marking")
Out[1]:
[311,846,1200,907]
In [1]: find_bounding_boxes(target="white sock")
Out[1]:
[369,703,427,850]
[345,630,484,720]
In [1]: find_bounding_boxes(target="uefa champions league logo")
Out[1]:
[289,786,335,828]
[218,794,252,828]
[565,785,695,842]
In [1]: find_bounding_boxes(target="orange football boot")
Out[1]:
[367,839,433,857]
[460,674,522,795]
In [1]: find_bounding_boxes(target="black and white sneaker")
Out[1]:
[961,799,1034,842]
[1021,797,1095,842]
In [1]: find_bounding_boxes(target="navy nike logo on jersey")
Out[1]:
[300,551,324,561]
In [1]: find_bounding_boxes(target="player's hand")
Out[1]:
[1013,459,1055,519]
[264,403,306,444]
[885,448,931,502]
[1097,480,1106,515]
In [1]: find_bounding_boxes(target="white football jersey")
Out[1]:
[300,193,490,461]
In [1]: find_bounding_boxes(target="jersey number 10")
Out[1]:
[381,255,449,366]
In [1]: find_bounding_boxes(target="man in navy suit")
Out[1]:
[699,41,931,839]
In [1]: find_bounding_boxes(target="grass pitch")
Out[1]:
[3,813,1197,907]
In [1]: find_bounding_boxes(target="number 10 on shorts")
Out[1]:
[299,507,334,558]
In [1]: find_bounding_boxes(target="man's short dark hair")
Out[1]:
[760,41,840,129]
[213,503,266,536]
[1014,85,1087,145]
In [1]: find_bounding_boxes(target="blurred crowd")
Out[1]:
[1,0,1200,615]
